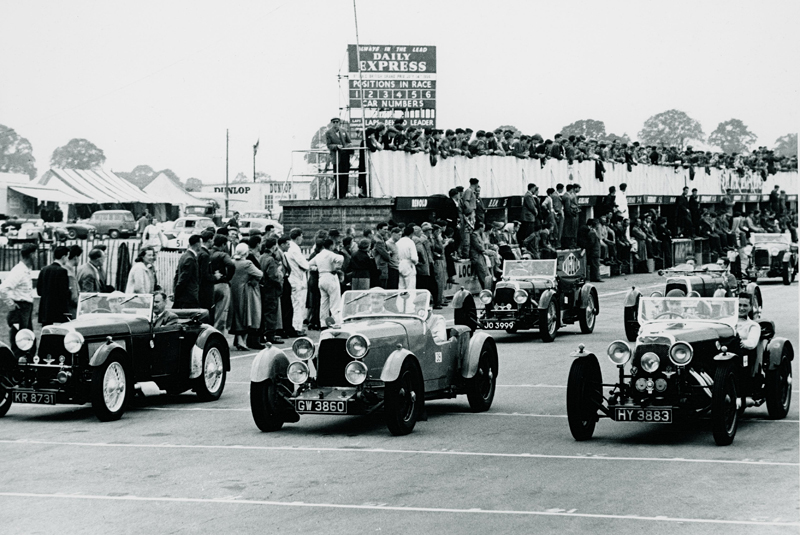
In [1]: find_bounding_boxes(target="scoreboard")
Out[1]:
[347,45,437,130]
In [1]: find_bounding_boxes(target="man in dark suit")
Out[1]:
[37,245,73,326]
[198,229,219,323]
[676,187,694,237]
[77,248,105,293]
[325,117,352,199]
[173,235,202,309]
[152,291,179,328]
[518,183,539,245]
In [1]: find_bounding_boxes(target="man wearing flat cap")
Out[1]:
[325,117,352,199]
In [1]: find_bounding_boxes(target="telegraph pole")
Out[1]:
[225,129,229,216]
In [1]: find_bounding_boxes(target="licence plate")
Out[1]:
[614,407,672,423]
[483,321,515,330]
[295,399,347,414]
[13,391,56,405]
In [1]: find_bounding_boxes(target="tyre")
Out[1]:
[711,362,739,446]
[67,229,78,240]
[384,359,424,436]
[109,229,120,239]
[579,295,597,334]
[539,301,558,343]
[766,355,792,419]
[782,262,793,285]
[505,326,518,334]
[91,354,129,422]
[624,306,639,342]
[0,384,12,417]
[250,379,284,432]
[466,342,498,412]
[566,356,602,441]
[195,340,227,401]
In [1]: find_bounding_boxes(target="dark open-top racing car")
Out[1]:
[746,233,798,285]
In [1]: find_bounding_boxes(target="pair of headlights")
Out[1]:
[607,340,693,371]
[286,335,371,386]
[479,289,529,305]
[15,330,83,354]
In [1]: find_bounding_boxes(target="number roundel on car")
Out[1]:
[561,253,580,276]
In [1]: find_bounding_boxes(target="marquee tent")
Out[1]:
[38,168,160,204]
[143,172,203,206]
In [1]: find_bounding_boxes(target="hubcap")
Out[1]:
[204,348,224,393]
[103,362,126,412]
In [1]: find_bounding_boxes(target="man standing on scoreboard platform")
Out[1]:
[325,117,352,199]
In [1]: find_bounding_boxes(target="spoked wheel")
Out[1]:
[539,301,558,343]
[0,384,12,417]
[766,354,792,419]
[624,306,639,342]
[579,296,597,334]
[195,341,227,401]
[711,362,739,446]
[466,342,498,412]
[250,379,285,432]
[567,356,602,441]
[91,355,128,422]
[384,360,424,436]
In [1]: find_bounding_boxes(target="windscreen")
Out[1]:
[503,260,557,279]
[342,290,431,320]
[638,297,737,328]
[77,292,154,320]
[752,233,790,245]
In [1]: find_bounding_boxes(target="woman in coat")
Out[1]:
[229,242,264,351]
[125,247,156,294]
[259,237,284,345]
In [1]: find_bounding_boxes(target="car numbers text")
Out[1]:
[296,400,347,414]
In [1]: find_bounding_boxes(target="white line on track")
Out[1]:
[0,492,795,527]
[230,352,257,360]
[0,439,795,467]
[596,283,661,298]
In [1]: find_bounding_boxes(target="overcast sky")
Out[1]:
[1,0,797,186]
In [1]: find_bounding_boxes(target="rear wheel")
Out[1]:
[466,342,498,412]
[67,229,78,239]
[250,379,284,431]
[0,384,12,417]
[566,356,602,441]
[711,362,739,446]
[579,295,597,334]
[539,301,558,343]
[91,355,128,422]
[384,359,424,436]
[766,355,792,419]
[195,341,227,401]
[109,229,120,239]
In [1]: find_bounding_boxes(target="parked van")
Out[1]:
[80,210,136,239]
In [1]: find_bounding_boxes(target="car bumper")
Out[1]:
[290,386,371,415]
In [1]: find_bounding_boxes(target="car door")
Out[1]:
[150,325,185,378]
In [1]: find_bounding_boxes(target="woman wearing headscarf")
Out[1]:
[229,242,264,351]
[125,246,157,294]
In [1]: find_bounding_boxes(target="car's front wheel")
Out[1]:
[539,301,558,343]
[384,359,424,436]
[195,341,227,401]
[91,355,128,422]
[250,379,285,432]
[0,384,12,417]
[67,229,78,240]
[566,356,602,441]
[766,353,792,419]
[579,295,597,334]
[711,362,739,446]
[466,341,498,412]
[624,305,639,342]
[109,229,120,239]
[782,262,794,285]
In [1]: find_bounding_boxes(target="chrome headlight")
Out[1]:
[479,290,493,305]
[669,342,693,366]
[640,352,660,373]
[286,361,309,385]
[770,246,781,256]
[292,337,315,360]
[345,334,370,359]
[15,329,35,352]
[513,289,528,304]
[607,340,632,366]
[344,360,368,385]
[64,331,84,354]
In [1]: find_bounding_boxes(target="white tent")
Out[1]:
[143,172,203,206]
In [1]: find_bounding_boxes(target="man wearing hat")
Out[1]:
[518,183,539,245]
[459,178,479,258]
[325,117,352,199]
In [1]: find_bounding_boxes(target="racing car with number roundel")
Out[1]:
[454,250,599,342]
[0,292,229,421]
[249,289,498,436]
[567,296,793,446]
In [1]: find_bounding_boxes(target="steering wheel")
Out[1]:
[655,312,683,319]
[88,308,112,314]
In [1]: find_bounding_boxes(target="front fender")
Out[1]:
[624,287,641,308]
[537,289,556,310]
[451,288,472,309]
[190,327,230,380]
[462,331,496,379]
[745,282,762,309]
[89,342,126,367]
[0,342,15,373]
[250,345,292,383]
[782,252,792,263]
[380,349,417,383]
[580,284,599,314]
[766,338,794,371]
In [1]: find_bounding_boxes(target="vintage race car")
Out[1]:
[567,296,793,446]
[249,289,498,436]
[746,233,798,285]
[0,293,229,421]
[623,259,762,341]
[456,250,599,342]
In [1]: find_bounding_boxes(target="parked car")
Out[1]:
[6,219,47,245]
[239,218,283,237]
[0,292,229,421]
[566,296,793,445]
[50,221,97,240]
[623,259,762,341]
[456,251,599,342]
[79,210,136,239]
[746,233,798,285]
[249,289,498,435]
[163,216,216,249]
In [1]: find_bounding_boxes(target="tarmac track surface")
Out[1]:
[0,272,797,534]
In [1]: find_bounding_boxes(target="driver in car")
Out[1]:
[736,293,760,350]
[153,291,179,328]
[367,291,446,343]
